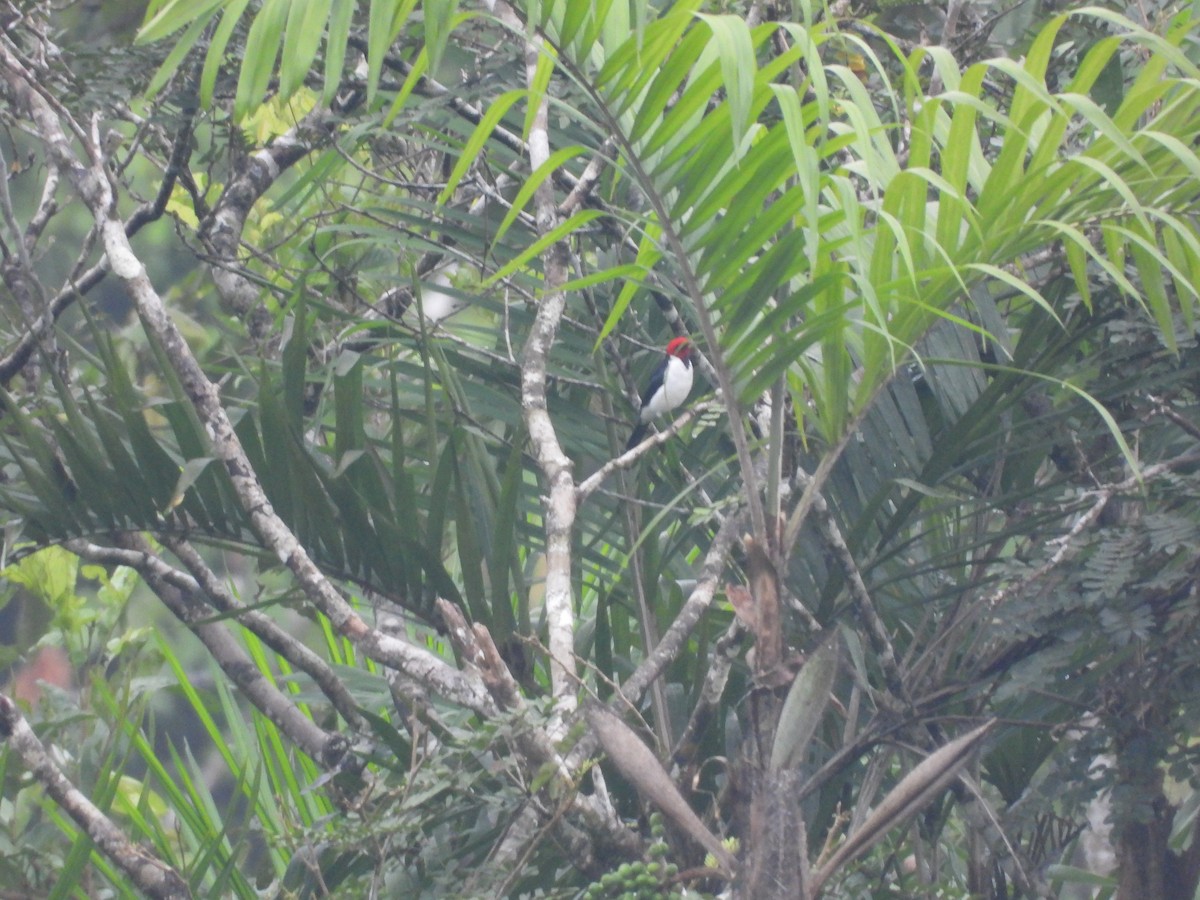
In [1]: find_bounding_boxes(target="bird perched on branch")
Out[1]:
[626,336,694,450]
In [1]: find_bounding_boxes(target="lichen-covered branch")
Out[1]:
[198,108,336,337]
[499,2,580,732]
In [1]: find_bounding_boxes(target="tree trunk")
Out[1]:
[1113,772,1200,900]
[739,768,810,899]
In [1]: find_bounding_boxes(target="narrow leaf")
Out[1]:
[769,631,839,771]
[234,0,289,122]
[696,13,755,147]
[322,0,355,106]
[424,0,459,78]
[438,89,527,205]
[492,144,586,248]
[201,0,253,109]
[280,0,333,100]
[483,209,604,285]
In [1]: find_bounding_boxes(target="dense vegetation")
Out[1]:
[2,0,1200,897]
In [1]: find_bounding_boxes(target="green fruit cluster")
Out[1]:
[580,814,684,899]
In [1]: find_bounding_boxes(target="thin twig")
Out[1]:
[576,401,715,500]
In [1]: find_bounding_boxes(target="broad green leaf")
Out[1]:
[696,14,756,149]
[1064,236,1092,312]
[627,26,710,147]
[489,428,525,643]
[582,0,619,52]
[560,263,647,295]
[368,0,419,105]
[558,0,590,50]
[453,444,489,624]
[383,45,429,125]
[640,56,723,158]
[137,0,225,42]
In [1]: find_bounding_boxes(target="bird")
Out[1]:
[626,336,694,450]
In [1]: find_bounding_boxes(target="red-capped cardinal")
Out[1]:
[626,336,694,450]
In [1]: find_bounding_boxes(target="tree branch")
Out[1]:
[198,107,336,337]
[158,535,366,729]
[68,537,356,774]
[576,401,715,500]
[0,693,192,900]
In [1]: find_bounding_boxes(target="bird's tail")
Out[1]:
[625,422,648,451]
